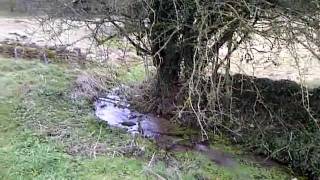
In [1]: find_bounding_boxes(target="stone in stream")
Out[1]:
[121,121,136,127]
[128,114,138,119]
[99,104,107,108]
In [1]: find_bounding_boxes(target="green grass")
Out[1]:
[119,63,147,84]
[0,58,293,179]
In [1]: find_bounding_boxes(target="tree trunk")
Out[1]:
[150,0,181,97]
[152,35,181,96]
[182,42,195,79]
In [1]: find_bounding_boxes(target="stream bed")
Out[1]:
[94,88,286,169]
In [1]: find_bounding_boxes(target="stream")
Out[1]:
[94,89,175,139]
[94,88,285,169]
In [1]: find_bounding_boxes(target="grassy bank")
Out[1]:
[0,58,292,179]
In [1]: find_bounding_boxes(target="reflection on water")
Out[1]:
[94,89,172,138]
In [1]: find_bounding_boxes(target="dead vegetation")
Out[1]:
[127,72,320,178]
[70,70,116,101]
[0,40,87,63]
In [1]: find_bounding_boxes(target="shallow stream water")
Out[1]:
[94,91,174,138]
[94,88,286,169]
